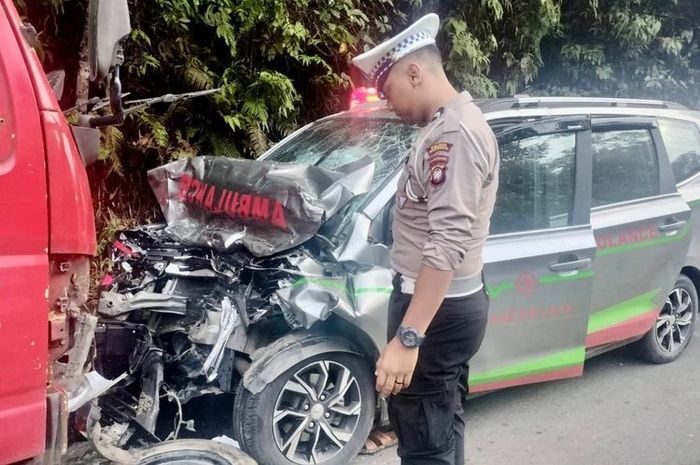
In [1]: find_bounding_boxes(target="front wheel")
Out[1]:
[233,352,376,465]
[634,274,697,364]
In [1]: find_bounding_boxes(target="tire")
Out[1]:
[634,274,698,364]
[233,352,375,465]
[131,439,257,465]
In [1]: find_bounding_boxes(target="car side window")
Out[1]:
[591,129,659,207]
[658,119,700,184]
[491,132,576,235]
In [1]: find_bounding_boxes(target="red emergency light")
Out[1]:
[350,87,381,109]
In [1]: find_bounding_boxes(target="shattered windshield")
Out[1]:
[265,116,417,196]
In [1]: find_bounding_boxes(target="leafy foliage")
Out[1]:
[119,0,396,160]
[411,0,562,97]
[15,0,396,245]
[538,0,700,108]
[13,0,700,258]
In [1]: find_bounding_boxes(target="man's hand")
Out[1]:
[375,337,419,397]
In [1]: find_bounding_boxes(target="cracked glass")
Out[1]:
[264,116,418,239]
[266,117,417,192]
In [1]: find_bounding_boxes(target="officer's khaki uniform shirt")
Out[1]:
[391,91,499,289]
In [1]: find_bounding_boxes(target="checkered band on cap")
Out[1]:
[370,30,434,86]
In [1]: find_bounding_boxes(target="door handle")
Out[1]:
[659,220,686,233]
[549,257,592,273]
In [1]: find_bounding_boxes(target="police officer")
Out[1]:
[352,13,500,465]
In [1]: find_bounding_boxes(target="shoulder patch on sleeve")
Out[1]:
[429,164,447,186]
[427,142,453,156]
[428,154,450,167]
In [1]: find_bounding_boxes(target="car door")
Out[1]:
[469,116,596,393]
[586,117,692,349]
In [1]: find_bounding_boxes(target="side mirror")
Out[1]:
[87,0,131,83]
[85,0,131,128]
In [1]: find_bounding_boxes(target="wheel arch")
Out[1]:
[680,265,700,293]
[241,316,378,395]
[318,314,381,362]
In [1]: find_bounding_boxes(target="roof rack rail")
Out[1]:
[477,96,688,112]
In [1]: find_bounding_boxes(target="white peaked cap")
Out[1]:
[352,13,440,89]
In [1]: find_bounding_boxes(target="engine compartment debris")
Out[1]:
[89,218,390,450]
[81,154,394,457]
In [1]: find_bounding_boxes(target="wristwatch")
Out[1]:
[396,326,425,348]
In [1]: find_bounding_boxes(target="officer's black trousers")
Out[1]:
[387,275,489,465]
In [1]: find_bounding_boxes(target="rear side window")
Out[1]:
[591,130,659,207]
[491,132,576,235]
[658,119,700,183]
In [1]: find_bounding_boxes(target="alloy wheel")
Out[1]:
[272,360,362,464]
[655,287,694,353]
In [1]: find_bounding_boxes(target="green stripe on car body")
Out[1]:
[291,277,346,290]
[484,281,514,298]
[586,289,659,334]
[486,270,594,299]
[487,222,689,299]
[355,287,393,295]
[469,347,585,386]
[472,289,660,386]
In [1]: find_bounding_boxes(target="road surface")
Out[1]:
[355,331,700,465]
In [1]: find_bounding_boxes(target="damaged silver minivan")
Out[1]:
[92,97,700,465]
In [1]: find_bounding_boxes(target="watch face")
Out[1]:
[404,331,417,346]
[397,326,422,347]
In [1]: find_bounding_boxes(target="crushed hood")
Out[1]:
[147,155,374,257]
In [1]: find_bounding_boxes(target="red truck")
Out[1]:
[0,0,95,463]
[1,1,256,462]
[0,0,128,462]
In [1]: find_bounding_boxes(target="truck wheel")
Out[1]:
[634,274,697,364]
[234,352,375,465]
